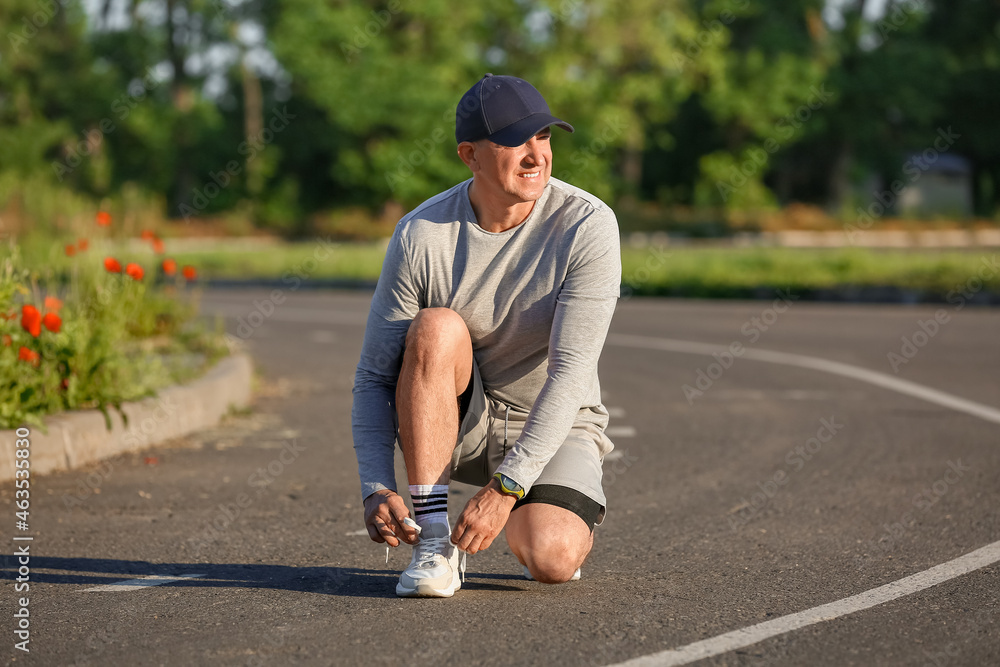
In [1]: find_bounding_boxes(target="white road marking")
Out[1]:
[606,540,1000,667]
[606,425,638,438]
[604,332,1000,665]
[83,574,205,592]
[606,333,1000,425]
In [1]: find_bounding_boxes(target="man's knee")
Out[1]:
[404,308,470,351]
[516,530,590,584]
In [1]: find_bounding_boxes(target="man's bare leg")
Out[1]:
[391,308,474,597]
[505,504,593,583]
[396,307,473,486]
[364,308,473,549]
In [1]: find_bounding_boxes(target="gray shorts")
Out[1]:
[449,357,613,527]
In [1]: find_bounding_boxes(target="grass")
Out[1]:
[165,239,388,283]
[162,242,1000,298]
[19,235,1000,298]
[620,246,999,297]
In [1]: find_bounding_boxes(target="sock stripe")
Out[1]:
[414,507,448,516]
[412,493,449,501]
[412,500,448,510]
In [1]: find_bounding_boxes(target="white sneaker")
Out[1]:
[522,565,581,581]
[396,523,463,597]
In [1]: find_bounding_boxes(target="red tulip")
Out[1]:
[65,244,77,257]
[20,305,41,337]
[162,258,177,275]
[141,229,155,240]
[43,312,62,333]
[104,257,122,273]
[96,211,112,226]
[44,296,63,312]
[77,239,89,251]
[125,263,144,280]
[18,346,39,366]
[151,238,165,254]
[182,265,197,280]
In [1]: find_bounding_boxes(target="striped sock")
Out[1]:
[409,484,450,532]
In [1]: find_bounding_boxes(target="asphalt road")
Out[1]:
[2,288,998,666]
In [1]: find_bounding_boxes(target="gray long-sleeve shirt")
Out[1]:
[351,176,621,501]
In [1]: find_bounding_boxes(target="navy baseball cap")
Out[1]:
[455,74,574,147]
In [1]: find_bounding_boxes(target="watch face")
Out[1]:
[503,476,522,494]
[497,474,522,495]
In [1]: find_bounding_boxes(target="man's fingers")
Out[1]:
[373,517,400,547]
[366,522,386,544]
[389,510,419,544]
[452,522,487,554]
[450,520,471,550]
[464,533,485,555]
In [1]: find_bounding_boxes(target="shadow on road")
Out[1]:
[2,556,526,598]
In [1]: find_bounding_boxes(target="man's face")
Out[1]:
[473,127,553,203]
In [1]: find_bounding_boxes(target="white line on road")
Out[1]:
[606,425,638,438]
[605,332,1000,665]
[606,540,1000,667]
[606,333,1000,425]
[82,574,206,592]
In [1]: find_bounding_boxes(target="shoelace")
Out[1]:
[386,536,468,583]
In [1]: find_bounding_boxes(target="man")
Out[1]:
[352,73,621,598]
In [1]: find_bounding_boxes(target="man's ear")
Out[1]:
[457,141,479,172]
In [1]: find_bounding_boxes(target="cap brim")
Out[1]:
[487,113,574,148]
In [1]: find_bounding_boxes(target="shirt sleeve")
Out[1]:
[351,223,421,501]
[494,206,621,492]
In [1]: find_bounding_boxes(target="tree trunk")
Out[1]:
[828,141,853,211]
[242,60,264,196]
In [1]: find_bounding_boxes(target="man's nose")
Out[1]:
[523,138,546,165]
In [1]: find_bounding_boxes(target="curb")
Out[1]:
[0,353,253,483]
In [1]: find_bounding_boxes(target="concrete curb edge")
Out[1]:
[0,353,253,483]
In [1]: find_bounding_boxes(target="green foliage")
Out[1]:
[2,0,1000,227]
[272,0,706,207]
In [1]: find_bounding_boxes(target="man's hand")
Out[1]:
[363,489,420,547]
[451,478,517,554]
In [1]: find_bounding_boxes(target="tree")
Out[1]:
[271,0,706,208]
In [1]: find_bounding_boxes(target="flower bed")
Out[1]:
[1,211,229,430]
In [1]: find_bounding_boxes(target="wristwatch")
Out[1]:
[492,473,525,500]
